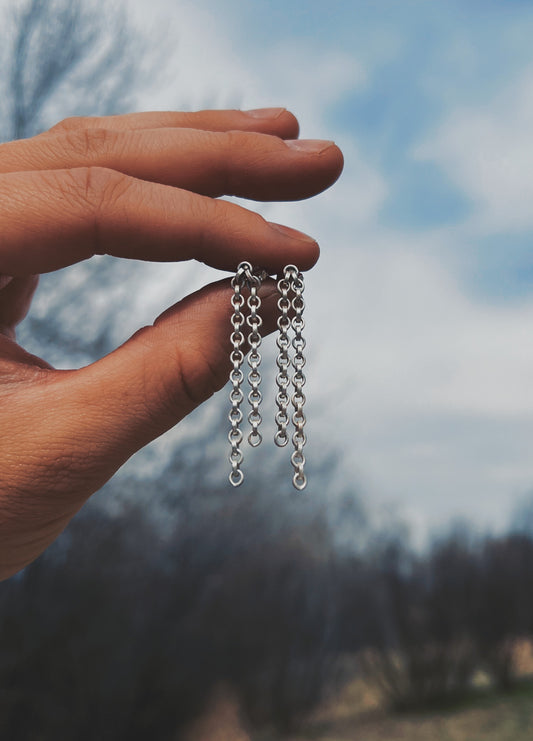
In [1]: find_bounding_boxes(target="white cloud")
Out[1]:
[415,66,533,233]
[306,232,533,530]
[130,0,365,127]
[129,0,256,111]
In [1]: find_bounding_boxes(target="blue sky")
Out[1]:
[130,0,533,536]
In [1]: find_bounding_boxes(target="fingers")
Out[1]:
[0,168,320,275]
[0,107,343,275]
[64,279,280,462]
[0,127,343,201]
[45,108,300,139]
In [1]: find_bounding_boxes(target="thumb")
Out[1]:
[69,277,280,466]
[0,278,281,578]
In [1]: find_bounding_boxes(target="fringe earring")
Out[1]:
[228,262,307,491]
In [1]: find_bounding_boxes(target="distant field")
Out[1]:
[284,672,533,741]
[195,680,533,741]
[193,648,533,741]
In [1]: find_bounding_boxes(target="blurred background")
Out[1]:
[2,0,533,738]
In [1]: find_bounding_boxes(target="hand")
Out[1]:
[0,107,343,579]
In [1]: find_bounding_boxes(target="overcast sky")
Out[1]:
[127,0,533,535]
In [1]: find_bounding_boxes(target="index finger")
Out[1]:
[0,168,320,275]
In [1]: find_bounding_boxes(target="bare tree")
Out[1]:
[0,0,144,141]
[0,0,158,371]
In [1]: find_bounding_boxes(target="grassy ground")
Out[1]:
[186,647,533,740]
[286,677,533,741]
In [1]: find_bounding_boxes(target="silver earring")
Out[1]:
[228,262,307,491]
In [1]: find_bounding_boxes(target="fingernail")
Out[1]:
[285,139,335,153]
[245,107,286,119]
[268,222,316,244]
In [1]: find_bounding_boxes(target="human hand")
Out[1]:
[0,108,343,579]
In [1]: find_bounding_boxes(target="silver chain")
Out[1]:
[274,273,291,447]
[247,278,263,447]
[228,262,307,491]
[228,262,266,486]
[289,268,307,490]
[228,265,247,487]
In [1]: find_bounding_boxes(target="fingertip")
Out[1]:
[329,142,345,183]
[243,107,300,139]
[297,141,343,193]
[307,239,321,270]
[296,242,320,272]
[306,141,344,199]
[266,222,320,271]
[279,109,300,140]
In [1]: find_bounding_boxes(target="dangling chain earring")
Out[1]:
[228,262,307,491]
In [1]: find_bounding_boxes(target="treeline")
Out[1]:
[338,526,533,710]
[1,486,533,738]
[0,491,339,739]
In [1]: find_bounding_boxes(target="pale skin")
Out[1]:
[0,107,344,580]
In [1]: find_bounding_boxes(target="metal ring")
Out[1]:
[292,472,307,491]
[229,468,244,487]
[248,430,262,448]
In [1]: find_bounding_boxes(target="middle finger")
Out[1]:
[0,127,343,201]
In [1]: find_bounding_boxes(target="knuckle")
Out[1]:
[48,115,91,132]
[48,168,92,208]
[199,197,239,255]
[219,130,248,195]
[176,190,223,258]
[64,166,133,250]
[62,127,120,160]
[209,196,236,233]
[140,328,225,416]
[208,196,264,248]
[174,344,224,407]
[195,129,251,196]
[78,166,131,210]
[223,129,249,149]
[217,130,274,195]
